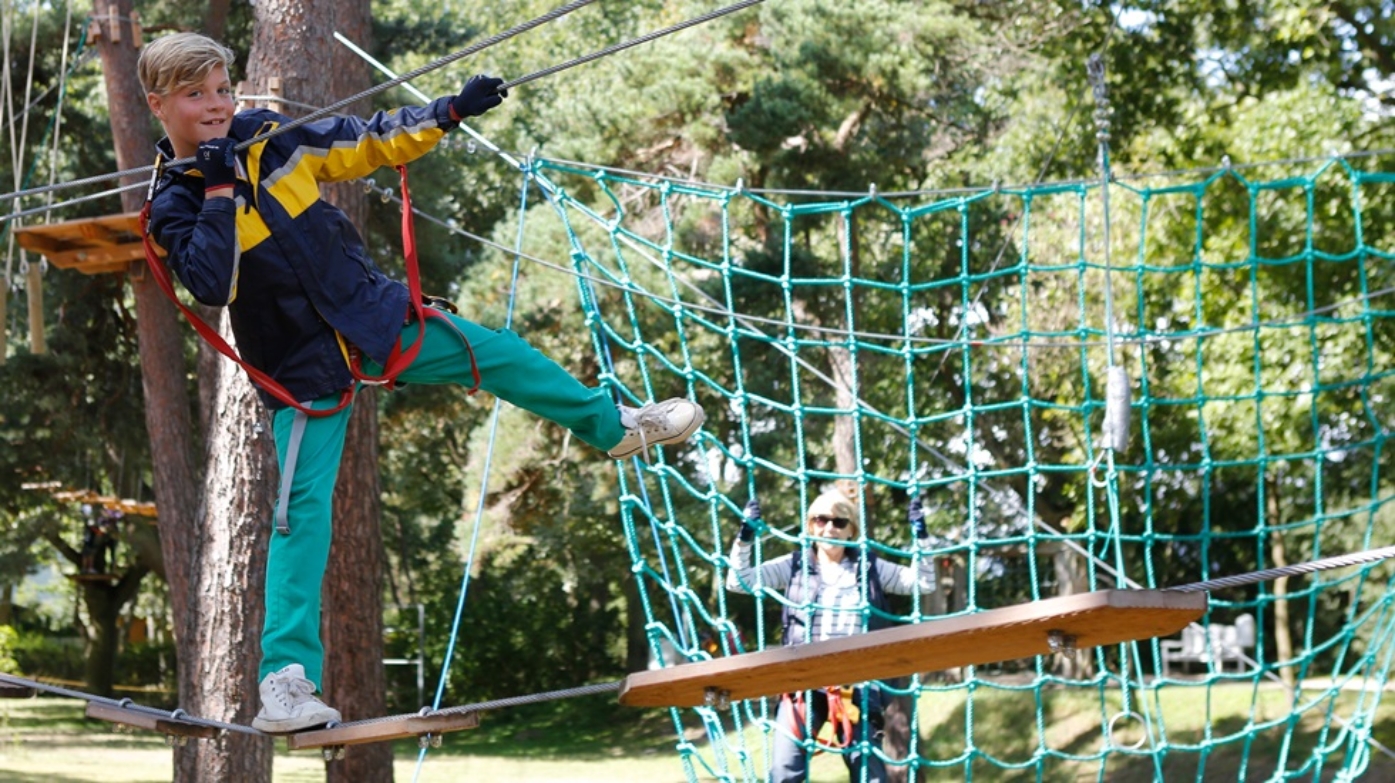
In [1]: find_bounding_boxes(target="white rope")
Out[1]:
[45,0,76,227]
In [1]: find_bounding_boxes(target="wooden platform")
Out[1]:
[286,709,481,751]
[619,589,1208,708]
[86,701,220,740]
[66,572,120,583]
[0,682,35,699]
[50,488,158,518]
[13,212,163,275]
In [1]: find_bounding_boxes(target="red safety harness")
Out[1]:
[784,686,856,751]
[139,161,479,416]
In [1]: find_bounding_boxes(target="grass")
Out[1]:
[0,695,688,783]
[3,680,1395,782]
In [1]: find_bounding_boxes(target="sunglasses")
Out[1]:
[809,515,851,530]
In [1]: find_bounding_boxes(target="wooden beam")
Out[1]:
[12,212,156,276]
[86,701,220,740]
[286,709,480,751]
[0,682,35,699]
[45,246,144,270]
[14,231,64,254]
[618,589,1208,708]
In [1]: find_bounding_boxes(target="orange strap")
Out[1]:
[783,687,855,751]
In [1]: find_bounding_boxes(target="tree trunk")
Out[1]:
[79,568,147,697]
[177,338,275,781]
[321,5,393,781]
[247,1,391,779]
[1266,476,1294,687]
[202,0,234,41]
[324,392,393,781]
[91,3,271,779]
[1049,539,1092,680]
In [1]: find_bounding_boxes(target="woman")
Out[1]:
[726,490,936,783]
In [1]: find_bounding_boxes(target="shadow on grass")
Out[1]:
[916,685,1395,782]
[427,695,678,761]
[0,773,148,783]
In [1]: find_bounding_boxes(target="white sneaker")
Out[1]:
[608,398,705,459]
[251,664,341,734]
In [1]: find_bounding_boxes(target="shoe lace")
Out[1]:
[632,404,673,435]
[287,677,317,703]
[270,674,317,707]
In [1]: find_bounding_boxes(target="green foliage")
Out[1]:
[5,630,83,683]
[1,7,1392,773]
[0,625,20,674]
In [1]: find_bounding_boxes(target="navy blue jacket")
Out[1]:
[148,97,458,408]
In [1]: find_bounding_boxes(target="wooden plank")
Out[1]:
[86,701,220,739]
[619,589,1208,708]
[286,709,480,750]
[13,212,160,275]
[44,246,144,271]
[13,231,64,253]
[0,682,35,699]
[67,573,120,583]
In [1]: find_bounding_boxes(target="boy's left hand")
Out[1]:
[451,75,507,120]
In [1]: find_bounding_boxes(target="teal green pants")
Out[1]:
[262,313,625,686]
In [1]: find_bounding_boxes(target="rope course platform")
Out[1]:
[285,709,480,755]
[13,212,162,275]
[0,682,36,699]
[85,701,219,744]
[22,483,158,518]
[65,572,120,583]
[620,589,1208,709]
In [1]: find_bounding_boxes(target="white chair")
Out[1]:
[1160,625,1206,676]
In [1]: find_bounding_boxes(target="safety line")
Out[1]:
[2,545,1390,737]
[0,0,599,207]
[0,672,261,735]
[0,0,768,208]
[498,0,765,92]
[1167,546,1395,594]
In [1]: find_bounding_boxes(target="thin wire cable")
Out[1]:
[362,681,622,731]
[391,180,1395,352]
[499,0,766,92]
[0,672,262,735]
[0,0,769,209]
[1167,546,1395,594]
[2,543,1391,738]
[521,146,1395,201]
[0,0,601,207]
[4,181,145,223]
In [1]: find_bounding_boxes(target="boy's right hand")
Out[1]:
[196,137,237,195]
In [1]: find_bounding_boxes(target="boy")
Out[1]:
[138,32,703,733]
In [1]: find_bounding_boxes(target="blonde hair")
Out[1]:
[805,491,860,539]
[138,32,235,96]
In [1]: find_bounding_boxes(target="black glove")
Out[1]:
[452,74,507,119]
[739,498,762,543]
[196,137,237,192]
[908,494,927,539]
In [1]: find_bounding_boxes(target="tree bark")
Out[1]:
[834,209,918,783]
[1266,475,1294,687]
[324,392,393,781]
[92,2,273,779]
[247,1,391,779]
[178,337,275,781]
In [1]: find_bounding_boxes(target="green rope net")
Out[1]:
[511,153,1395,781]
